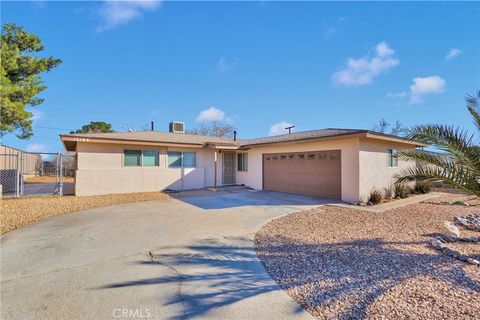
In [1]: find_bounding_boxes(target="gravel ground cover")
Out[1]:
[0,192,171,234]
[255,194,480,319]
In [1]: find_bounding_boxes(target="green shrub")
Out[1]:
[414,181,431,194]
[368,188,383,204]
[394,183,408,199]
[452,200,466,206]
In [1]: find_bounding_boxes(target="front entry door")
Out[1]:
[222,151,236,185]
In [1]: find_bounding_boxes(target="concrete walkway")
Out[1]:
[0,190,335,320]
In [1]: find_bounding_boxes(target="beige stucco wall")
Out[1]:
[75,142,219,196]
[73,138,417,202]
[236,138,361,202]
[358,139,416,201]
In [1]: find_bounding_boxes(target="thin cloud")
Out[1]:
[97,0,161,31]
[332,41,399,87]
[445,48,462,60]
[30,109,44,123]
[31,1,47,11]
[25,143,48,153]
[216,57,239,73]
[269,121,294,136]
[322,17,346,39]
[386,91,407,99]
[196,107,226,123]
[409,76,446,104]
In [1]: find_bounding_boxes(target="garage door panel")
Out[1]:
[263,150,341,199]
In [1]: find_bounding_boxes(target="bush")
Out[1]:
[414,181,431,194]
[394,183,408,199]
[368,188,383,204]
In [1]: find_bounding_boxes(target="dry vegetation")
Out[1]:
[255,194,480,319]
[0,192,171,234]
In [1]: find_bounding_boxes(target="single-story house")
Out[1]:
[60,126,425,202]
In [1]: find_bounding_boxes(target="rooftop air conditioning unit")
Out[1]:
[169,121,185,134]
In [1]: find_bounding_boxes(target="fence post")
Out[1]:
[59,153,63,196]
[20,153,24,196]
[15,154,20,197]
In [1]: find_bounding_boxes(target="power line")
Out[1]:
[33,125,73,131]
[32,136,61,141]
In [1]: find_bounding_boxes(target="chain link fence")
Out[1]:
[0,145,76,198]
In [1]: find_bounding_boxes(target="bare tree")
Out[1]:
[187,121,235,138]
[372,118,407,136]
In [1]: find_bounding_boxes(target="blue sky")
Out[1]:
[1,1,479,153]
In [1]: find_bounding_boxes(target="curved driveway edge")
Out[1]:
[1,190,333,319]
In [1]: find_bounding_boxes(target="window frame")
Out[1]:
[123,149,160,167]
[167,151,197,168]
[237,153,248,172]
[142,150,160,167]
[124,150,142,167]
[182,152,197,167]
[387,148,398,168]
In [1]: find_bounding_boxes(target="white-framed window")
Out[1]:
[168,151,197,167]
[387,149,398,167]
[124,150,159,167]
[237,153,248,171]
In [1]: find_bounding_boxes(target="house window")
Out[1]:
[124,150,159,167]
[388,149,398,167]
[143,150,159,166]
[183,152,196,167]
[168,152,182,167]
[168,151,197,167]
[124,150,142,166]
[238,153,248,171]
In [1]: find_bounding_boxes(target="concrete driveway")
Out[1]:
[1,189,337,320]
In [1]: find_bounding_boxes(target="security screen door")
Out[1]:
[222,151,236,185]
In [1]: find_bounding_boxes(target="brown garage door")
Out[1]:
[263,150,341,199]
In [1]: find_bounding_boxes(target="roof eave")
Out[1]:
[364,132,428,147]
[60,135,205,149]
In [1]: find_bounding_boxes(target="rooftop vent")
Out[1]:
[169,121,185,134]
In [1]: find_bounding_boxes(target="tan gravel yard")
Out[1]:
[0,192,171,234]
[255,194,480,319]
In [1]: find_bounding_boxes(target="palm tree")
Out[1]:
[396,91,480,197]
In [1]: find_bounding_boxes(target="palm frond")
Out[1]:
[400,150,452,167]
[405,125,480,173]
[396,164,480,197]
[397,91,480,198]
[466,90,480,133]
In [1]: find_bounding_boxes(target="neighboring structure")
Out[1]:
[1,145,42,196]
[60,127,426,202]
[0,145,42,175]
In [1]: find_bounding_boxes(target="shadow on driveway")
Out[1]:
[96,237,306,320]
[96,235,479,319]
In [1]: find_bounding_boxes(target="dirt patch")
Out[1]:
[255,194,480,319]
[0,192,171,234]
[23,176,75,183]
